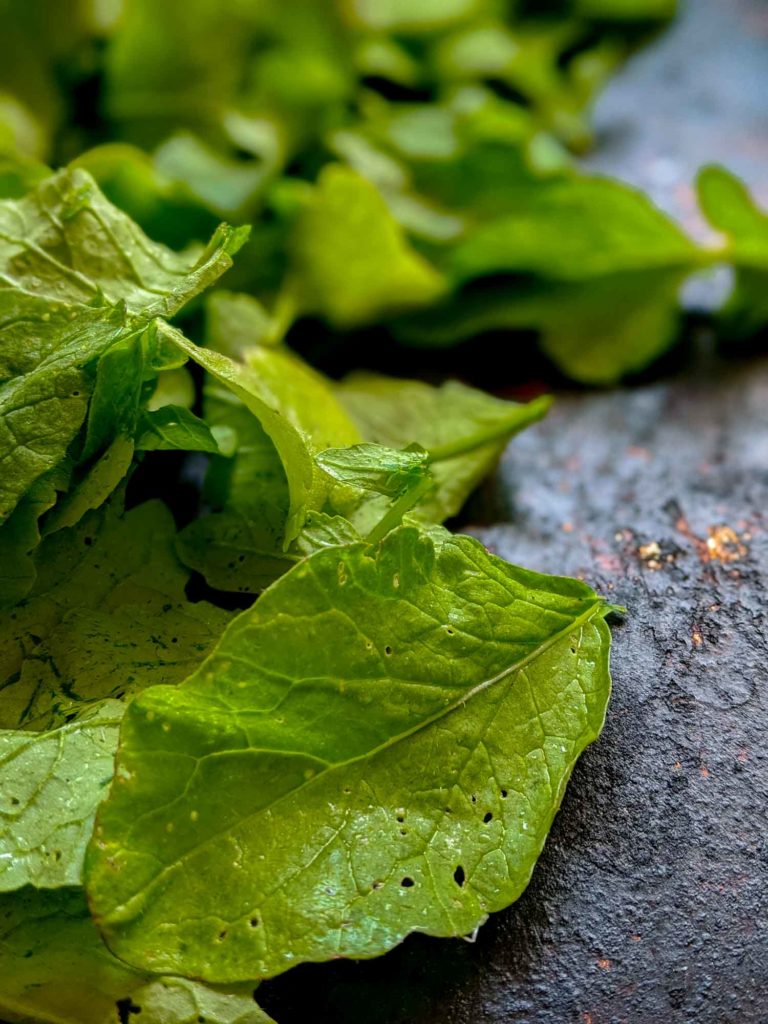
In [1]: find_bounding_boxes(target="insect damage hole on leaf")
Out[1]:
[116,998,141,1023]
[400,877,415,888]
[453,866,466,887]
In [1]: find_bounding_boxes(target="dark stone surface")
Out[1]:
[259,2,768,1020]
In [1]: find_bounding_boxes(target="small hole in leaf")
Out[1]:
[400,829,407,836]
[171,637,178,644]
[249,917,260,928]
[372,880,383,890]
[384,645,393,656]
[444,807,452,814]
[570,646,577,655]
[83,536,93,546]
[238,554,245,562]
[396,813,404,823]
[501,789,508,799]
[470,794,477,804]
[218,930,228,941]
[454,865,466,887]
[483,812,493,823]
[445,626,455,635]
[116,999,141,1024]
[400,877,414,888]
[10,797,19,806]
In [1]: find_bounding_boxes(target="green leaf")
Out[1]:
[175,377,293,596]
[697,165,768,341]
[0,501,230,731]
[0,704,122,891]
[86,523,613,982]
[135,406,220,453]
[0,150,49,200]
[396,174,704,382]
[176,512,299,596]
[72,143,223,252]
[42,437,136,535]
[0,466,69,609]
[575,0,677,19]
[291,164,446,328]
[316,443,430,497]
[206,291,279,359]
[0,167,248,319]
[0,305,131,527]
[0,888,273,1024]
[449,175,697,283]
[400,269,687,385]
[167,327,361,544]
[293,510,362,557]
[316,442,435,541]
[147,366,196,411]
[104,0,260,138]
[342,0,483,33]
[154,133,268,220]
[336,374,551,521]
[697,166,768,255]
[0,501,231,891]
[0,168,245,565]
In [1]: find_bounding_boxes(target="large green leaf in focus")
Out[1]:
[0,888,273,1024]
[86,523,613,982]
[336,373,551,521]
[697,165,768,341]
[0,502,231,891]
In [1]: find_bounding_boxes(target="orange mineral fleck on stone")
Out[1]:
[706,524,748,563]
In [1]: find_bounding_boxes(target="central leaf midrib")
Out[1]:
[99,598,605,922]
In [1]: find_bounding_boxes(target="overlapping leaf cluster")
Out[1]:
[0,166,605,1023]
[0,3,765,1023]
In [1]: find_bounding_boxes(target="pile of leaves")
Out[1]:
[0,2,767,1023]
